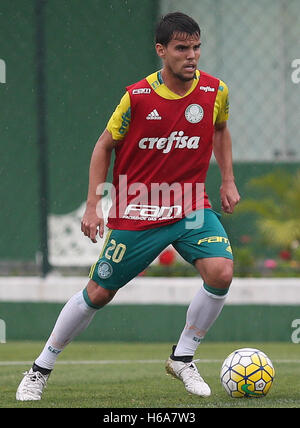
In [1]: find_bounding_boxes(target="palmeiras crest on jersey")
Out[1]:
[185,104,204,123]
[97,261,113,279]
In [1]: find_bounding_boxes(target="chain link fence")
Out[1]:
[161,0,300,161]
[2,0,300,273]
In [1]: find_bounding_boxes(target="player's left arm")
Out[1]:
[213,121,240,214]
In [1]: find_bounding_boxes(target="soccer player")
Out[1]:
[16,12,240,401]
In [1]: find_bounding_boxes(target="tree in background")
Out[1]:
[237,169,300,256]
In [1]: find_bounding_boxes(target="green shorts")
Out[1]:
[89,208,233,290]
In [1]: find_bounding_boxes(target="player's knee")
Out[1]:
[86,279,118,307]
[202,259,233,289]
[218,263,233,288]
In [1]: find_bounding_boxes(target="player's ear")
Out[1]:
[155,43,166,59]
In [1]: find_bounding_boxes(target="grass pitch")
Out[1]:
[1,341,299,408]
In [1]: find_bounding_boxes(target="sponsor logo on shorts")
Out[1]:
[197,236,229,245]
[97,261,113,279]
[197,236,232,254]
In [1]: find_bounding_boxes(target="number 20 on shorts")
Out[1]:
[104,239,127,263]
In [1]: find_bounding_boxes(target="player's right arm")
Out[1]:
[81,129,116,242]
[81,92,131,242]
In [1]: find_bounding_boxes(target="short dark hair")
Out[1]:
[155,12,201,46]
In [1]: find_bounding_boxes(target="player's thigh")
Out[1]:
[173,209,233,264]
[89,227,170,290]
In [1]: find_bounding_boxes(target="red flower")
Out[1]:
[279,250,291,260]
[240,235,251,244]
[159,249,176,266]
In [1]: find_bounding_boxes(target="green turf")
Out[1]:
[1,341,299,408]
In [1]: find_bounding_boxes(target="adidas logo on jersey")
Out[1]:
[146,109,162,120]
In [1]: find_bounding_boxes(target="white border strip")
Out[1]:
[0,358,299,366]
[0,276,300,305]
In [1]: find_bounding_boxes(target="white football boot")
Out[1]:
[16,368,49,401]
[166,355,211,397]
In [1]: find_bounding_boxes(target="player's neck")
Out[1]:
[161,68,195,97]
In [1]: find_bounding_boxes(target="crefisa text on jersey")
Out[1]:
[138,131,200,154]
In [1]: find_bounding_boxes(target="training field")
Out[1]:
[1,341,299,409]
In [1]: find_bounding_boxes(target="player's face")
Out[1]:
[156,33,201,82]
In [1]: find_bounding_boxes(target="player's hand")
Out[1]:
[81,203,104,243]
[220,180,240,214]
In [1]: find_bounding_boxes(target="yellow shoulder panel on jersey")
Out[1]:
[106,92,131,140]
[215,79,229,124]
[106,71,229,140]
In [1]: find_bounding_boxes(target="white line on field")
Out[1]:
[0,359,299,366]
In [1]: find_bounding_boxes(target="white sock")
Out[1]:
[34,290,98,370]
[174,285,227,357]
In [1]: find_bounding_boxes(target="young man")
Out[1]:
[16,12,240,401]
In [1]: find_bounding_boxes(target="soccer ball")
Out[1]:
[220,348,275,398]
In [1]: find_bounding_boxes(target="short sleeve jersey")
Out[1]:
[105,69,230,230]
